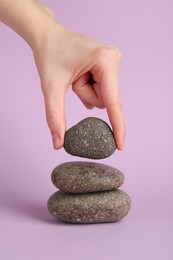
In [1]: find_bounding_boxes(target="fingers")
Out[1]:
[81,101,95,109]
[72,48,125,150]
[42,82,66,149]
[106,102,126,150]
[72,73,105,109]
[93,48,126,150]
[101,73,126,150]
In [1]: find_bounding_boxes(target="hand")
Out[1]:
[33,21,126,151]
[0,1,125,150]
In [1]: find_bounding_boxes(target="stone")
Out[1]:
[51,161,124,193]
[64,117,116,159]
[47,189,131,224]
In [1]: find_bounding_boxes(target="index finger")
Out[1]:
[99,67,126,150]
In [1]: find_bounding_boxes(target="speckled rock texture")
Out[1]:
[51,161,124,193]
[47,189,131,224]
[64,117,116,159]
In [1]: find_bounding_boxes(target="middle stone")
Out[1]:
[51,161,125,193]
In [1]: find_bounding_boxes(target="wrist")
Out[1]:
[0,0,58,49]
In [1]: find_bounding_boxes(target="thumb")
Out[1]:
[43,85,66,149]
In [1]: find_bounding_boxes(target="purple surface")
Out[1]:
[0,0,173,259]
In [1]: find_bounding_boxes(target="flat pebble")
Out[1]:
[64,117,116,159]
[51,161,124,193]
[47,189,131,224]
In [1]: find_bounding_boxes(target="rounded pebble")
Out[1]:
[64,117,116,159]
[47,189,131,224]
[51,161,125,193]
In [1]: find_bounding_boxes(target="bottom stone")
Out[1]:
[47,189,131,224]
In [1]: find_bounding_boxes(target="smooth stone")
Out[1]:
[47,189,131,224]
[51,161,125,193]
[64,117,116,159]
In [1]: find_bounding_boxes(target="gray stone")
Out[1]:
[64,117,116,159]
[51,161,124,193]
[47,189,131,224]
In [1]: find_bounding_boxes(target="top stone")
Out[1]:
[64,117,116,159]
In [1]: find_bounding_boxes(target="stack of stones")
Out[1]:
[47,117,131,224]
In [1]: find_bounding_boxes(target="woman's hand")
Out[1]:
[0,0,126,150]
[33,23,126,150]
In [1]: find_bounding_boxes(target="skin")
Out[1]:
[0,0,126,150]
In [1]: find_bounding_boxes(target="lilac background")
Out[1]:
[0,0,173,259]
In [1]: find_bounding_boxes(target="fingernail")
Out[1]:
[52,134,60,149]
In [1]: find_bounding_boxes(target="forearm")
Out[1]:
[0,0,56,48]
